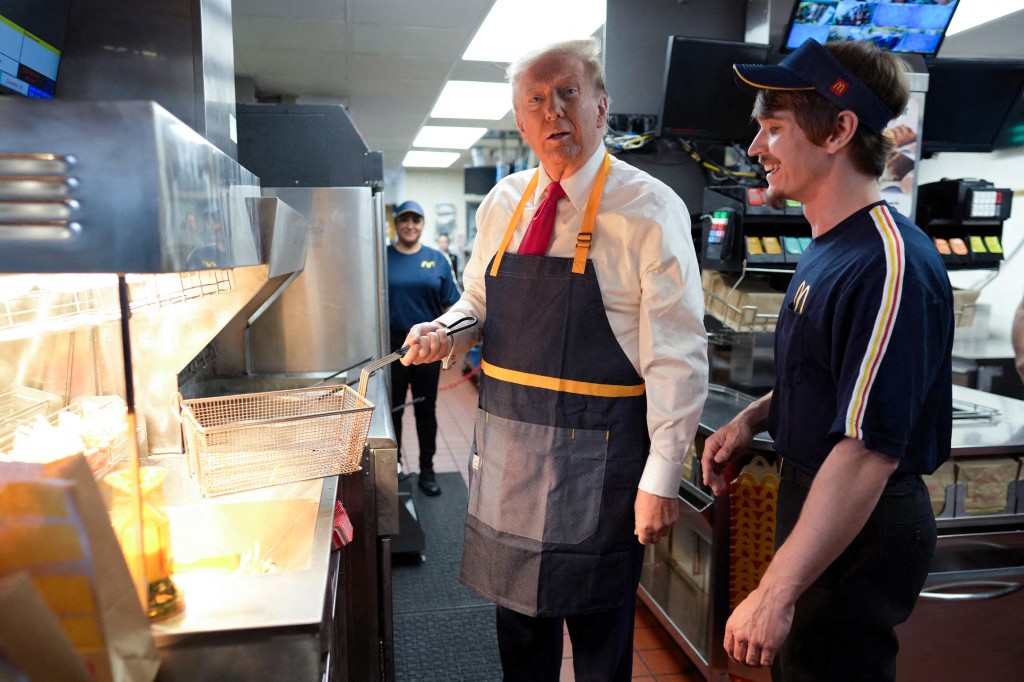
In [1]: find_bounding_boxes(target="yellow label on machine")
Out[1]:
[984,235,1003,254]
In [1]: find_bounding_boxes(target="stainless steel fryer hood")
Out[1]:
[0,99,261,274]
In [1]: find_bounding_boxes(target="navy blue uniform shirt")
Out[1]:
[387,244,460,333]
[767,202,953,475]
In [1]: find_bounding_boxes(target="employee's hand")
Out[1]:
[400,322,451,366]
[634,490,679,545]
[701,419,755,496]
[723,584,793,668]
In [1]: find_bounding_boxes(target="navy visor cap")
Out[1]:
[733,38,896,134]
[395,200,425,218]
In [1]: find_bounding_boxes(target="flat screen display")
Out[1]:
[921,58,1024,154]
[0,0,70,99]
[783,1,960,57]
[465,166,498,196]
[658,37,770,143]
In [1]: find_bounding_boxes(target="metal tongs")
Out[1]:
[357,315,478,397]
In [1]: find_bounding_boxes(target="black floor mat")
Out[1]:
[392,472,501,681]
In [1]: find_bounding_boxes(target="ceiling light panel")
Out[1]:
[430,81,512,120]
[402,151,461,168]
[462,0,606,63]
[413,126,488,149]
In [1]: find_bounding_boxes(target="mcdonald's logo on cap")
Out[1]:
[830,78,849,96]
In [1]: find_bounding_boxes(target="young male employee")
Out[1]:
[703,39,953,680]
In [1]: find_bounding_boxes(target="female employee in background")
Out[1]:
[387,200,461,496]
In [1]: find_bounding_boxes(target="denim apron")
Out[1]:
[459,154,650,617]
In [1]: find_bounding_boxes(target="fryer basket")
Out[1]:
[179,385,373,497]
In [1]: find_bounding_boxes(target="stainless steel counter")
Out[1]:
[150,464,336,637]
[149,458,337,680]
[696,384,774,452]
[697,383,1024,458]
[149,371,397,680]
[950,385,1024,456]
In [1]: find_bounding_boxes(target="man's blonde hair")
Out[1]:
[505,38,608,110]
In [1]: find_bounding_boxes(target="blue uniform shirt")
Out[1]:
[387,244,461,333]
[767,202,953,475]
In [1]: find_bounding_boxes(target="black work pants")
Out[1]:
[389,330,441,471]
[494,544,644,682]
[772,469,936,681]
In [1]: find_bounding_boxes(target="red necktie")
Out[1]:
[517,181,565,255]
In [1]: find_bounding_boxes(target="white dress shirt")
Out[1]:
[438,144,709,498]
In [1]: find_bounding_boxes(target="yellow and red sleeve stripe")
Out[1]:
[844,205,905,439]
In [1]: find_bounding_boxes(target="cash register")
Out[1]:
[701,185,810,272]
[917,178,1012,269]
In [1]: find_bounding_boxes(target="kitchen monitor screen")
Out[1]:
[658,37,770,143]
[922,58,1024,154]
[783,1,960,57]
[0,0,70,99]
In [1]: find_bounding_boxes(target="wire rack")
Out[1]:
[0,271,233,342]
[0,398,132,478]
[703,286,781,336]
[0,389,50,425]
[179,385,374,497]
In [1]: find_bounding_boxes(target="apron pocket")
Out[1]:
[469,408,607,545]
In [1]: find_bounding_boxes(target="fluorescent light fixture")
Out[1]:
[463,0,606,63]
[946,0,1024,36]
[413,126,488,149]
[402,151,461,168]
[430,81,512,120]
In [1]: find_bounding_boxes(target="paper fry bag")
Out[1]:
[0,571,93,682]
[40,455,161,682]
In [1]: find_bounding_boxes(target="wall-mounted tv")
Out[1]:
[921,58,1024,154]
[658,37,770,144]
[783,1,960,57]
[465,166,499,196]
[0,0,70,99]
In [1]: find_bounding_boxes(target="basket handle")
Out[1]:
[171,393,185,422]
[357,315,477,397]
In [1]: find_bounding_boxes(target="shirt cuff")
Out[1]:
[638,451,684,499]
[434,310,466,329]
[433,311,462,370]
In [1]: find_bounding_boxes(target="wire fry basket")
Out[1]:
[179,385,374,497]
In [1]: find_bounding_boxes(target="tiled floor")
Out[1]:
[396,364,705,681]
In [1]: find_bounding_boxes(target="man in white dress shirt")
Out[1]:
[399,38,708,681]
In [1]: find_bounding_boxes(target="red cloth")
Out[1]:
[332,501,354,548]
[517,181,565,255]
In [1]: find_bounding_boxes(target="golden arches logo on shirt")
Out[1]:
[420,259,436,269]
[792,280,810,315]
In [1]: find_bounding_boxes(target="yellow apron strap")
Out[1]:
[489,170,540,278]
[572,152,611,274]
[490,151,611,278]
[481,359,645,398]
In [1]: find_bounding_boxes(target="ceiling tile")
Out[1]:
[345,77,439,101]
[350,24,465,60]
[235,47,348,81]
[233,16,347,52]
[347,53,450,81]
[351,0,493,31]
[233,0,348,23]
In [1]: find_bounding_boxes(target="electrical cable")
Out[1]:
[674,138,763,180]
